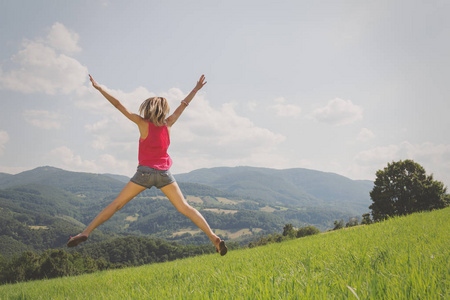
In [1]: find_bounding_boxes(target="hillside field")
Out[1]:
[0,207,448,299]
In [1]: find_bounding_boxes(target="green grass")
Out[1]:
[1,208,449,299]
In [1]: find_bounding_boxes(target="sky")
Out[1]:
[1,0,449,186]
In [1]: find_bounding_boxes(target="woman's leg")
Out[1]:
[81,181,147,237]
[161,182,222,249]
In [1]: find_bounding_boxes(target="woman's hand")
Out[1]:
[195,74,207,91]
[89,74,102,91]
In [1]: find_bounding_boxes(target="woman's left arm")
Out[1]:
[166,75,207,127]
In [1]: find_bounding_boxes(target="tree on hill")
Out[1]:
[282,223,295,238]
[361,213,372,225]
[345,217,359,228]
[332,219,344,230]
[249,224,320,248]
[369,160,450,221]
[295,225,320,237]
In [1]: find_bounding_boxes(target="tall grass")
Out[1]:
[1,208,449,299]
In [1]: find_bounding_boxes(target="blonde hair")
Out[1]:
[139,97,170,126]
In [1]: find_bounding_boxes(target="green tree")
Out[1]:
[282,224,295,238]
[40,249,74,278]
[361,213,373,225]
[0,254,6,283]
[4,251,40,282]
[333,219,344,230]
[369,159,450,221]
[345,217,359,228]
[296,226,320,238]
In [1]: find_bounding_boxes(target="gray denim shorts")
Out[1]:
[130,165,176,189]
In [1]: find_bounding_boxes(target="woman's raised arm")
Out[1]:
[166,75,207,127]
[89,74,143,125]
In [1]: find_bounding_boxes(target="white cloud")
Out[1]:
[311,98,363,126]
[171,93,285,150]
[351,142,450,186]
[76,85,154,113]
[85,117,137,155]
[99,154,134,174]
[168,94,286,173]
[49,146,99,172]
[23,110,66,129]
[85,119,111,150]
[269,97,302,117]
[45,22,82,54]
[354,144,401,166]
[0,23,88,95]
[357,128,375,142]
[0,130,9,155]
[48,146,135,175]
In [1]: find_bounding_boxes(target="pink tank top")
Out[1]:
[138,122,172,170]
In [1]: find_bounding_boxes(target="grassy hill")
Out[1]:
[1,207,448,299]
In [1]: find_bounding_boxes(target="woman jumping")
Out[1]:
[67,74,227,256]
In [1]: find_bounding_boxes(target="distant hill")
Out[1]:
[0,166,372,256]
[0,166,126,201]
[103,173,130,183]
[176,166,373,214]
[0,173,12,181]
[0,184,84,219]
[1,166,373,213]
[0,182,122,257]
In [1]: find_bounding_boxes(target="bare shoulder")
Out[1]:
[131,114,146,125]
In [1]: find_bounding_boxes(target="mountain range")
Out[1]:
[176,166,373,212]
[0,166,374,257]
[0,166,373,212]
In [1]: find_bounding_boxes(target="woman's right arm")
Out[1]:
[166,75,207,127]
[89,75,144,126]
